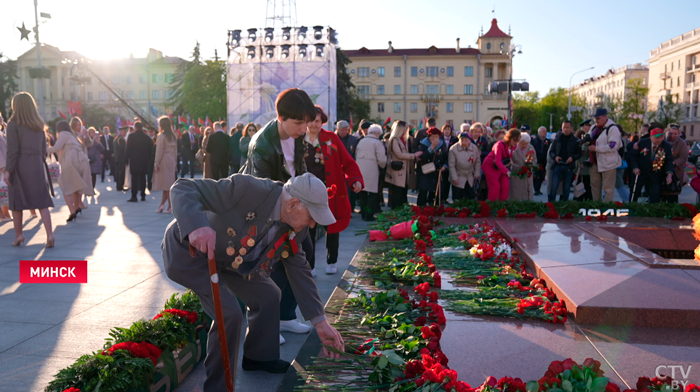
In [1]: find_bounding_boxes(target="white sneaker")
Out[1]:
[325,265,338,275]
[279,334,286,345]
[280,319,312,334]
[311,268,316,277]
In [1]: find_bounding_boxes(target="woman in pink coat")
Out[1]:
[483,129,521,200]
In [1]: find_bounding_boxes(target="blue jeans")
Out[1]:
[549,164,574,202]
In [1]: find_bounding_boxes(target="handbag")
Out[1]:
[494,157,511,170]
[195,149,204,163]
[421,162,436,174]
[617,159,628,170]
[388,139,404,171]
[662,172,682,194]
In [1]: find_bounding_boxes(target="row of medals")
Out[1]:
[224,226,291,270]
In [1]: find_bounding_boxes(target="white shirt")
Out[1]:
[280,136,296,177]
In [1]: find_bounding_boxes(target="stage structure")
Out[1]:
[226,26,338,128]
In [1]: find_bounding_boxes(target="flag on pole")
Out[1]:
[383,117,392,127]
[178,115,186,125]
[58,110,68,120]
[205,116,211,127]
[116,115,122,130]
[187,114,191,125]
[198,118,205,126]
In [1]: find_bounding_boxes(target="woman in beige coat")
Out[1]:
[355,124,387,221]
[509,132,537,201]
[448,131,481,201]
[152,116,178,213]
[385,120,423,209]
[200,127,214,179]
[47,120,94,222]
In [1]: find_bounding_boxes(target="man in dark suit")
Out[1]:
[229,122,243,175]
[627,127,674,204]
[179,125,199,178]
[206,121,231,180]
[125,122,153,201]
[114,126,128,191]
[412,117,436,151]
[100,126,115,183]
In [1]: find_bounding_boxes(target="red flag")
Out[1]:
[349,114,353,131]
[205,116,211,127]
[68,101,82,116]
[198,118,205,126]
[178,115,186,124]
[58,110,67,120]
[383,117,391,126]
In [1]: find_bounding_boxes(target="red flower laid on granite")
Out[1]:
[102,341,162,365]
[561,212,574,219]
[62,388,81,392]
[496,208,508,218]
[686,384,700,392]
[432,272,442,288]
[497,376,528,392]
[474,201,491,218]
[153,309,198,324]
[415,282,431,297]
[682,203,698,217]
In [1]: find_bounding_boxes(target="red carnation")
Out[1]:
[62,388,82,392]
[686,384,700,392]
[606,382,622,392]
[153,309,198,324]
[414,316,427,326]
[415,282,431,297]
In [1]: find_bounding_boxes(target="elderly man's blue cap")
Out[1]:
[520,124,531,131]
[594,108,608,117]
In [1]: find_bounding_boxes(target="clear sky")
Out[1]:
[4,0,700,95]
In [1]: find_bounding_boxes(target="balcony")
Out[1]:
[421,94,441,102]
[660,72,671,80]
[481,94,507,100]
[687,82,699,90]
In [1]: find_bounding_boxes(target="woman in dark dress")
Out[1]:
[416,127,448,206]
[4,92,55,247]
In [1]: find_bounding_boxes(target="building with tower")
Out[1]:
[344,18,515,129]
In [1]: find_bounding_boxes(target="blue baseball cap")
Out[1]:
[594,108,608,118]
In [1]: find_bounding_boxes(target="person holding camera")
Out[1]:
[548,121,581,202]
[586,109,622,202]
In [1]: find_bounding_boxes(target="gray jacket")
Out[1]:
[166,174,325,323]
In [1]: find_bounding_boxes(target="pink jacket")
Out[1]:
[484,140,513,174]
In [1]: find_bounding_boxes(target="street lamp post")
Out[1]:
[500,44,522,125]
[33,0,45,120]
[567,66,595,121]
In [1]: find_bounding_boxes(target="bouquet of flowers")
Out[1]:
[513,151,536,179]
[652,147,665,172]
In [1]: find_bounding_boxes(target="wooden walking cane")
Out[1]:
[191,245,235,392]
[434,170,442,207]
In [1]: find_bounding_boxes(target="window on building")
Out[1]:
[126,91,133,99]
[125,76,132,85]
[464,66,474,76]
[394,85,401,95]
[411,67,418,77]
[394,67,401,77]
[671,79,674,88]
[394,102,401,113]
[377,85,385,95]
[378,67,385,77]
[446,85,454,95]
[446,102,453,113]
[358,67,370,77]
[447,66,454,77]
[464,102,473,113]
[112,76,120,85]
[691,125,695,137]
[99,91,107,101]
[410,102,418,113]
[152,74,158,83]
[153,90,160,99]
[485,67,493,77]
[140,75,146,84]
[165,90,174,99]
[484,86,491,95]
[678,76,681,86]
[51,107,57,119]
[411,85,418,94]
[427,85,438,94]
[140,90,146,99]
[378,102,385,113]
[358,85,370,96]
[87,92,93,101]
[671,62,674,71]
[427,66,438,77]
[165,74,174,84]
[464,85,473,95]
[486,43,492,50]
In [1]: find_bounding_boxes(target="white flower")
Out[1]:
[495,243,512,258]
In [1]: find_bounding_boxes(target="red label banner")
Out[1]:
[19,260,88,283]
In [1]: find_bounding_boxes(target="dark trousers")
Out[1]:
[91,173,97,190]
[389,184,408,209]
[229,163,241,176]
[452,182,474,201]
[359,191,379,219]
[631,173,662,203]
[533,165,546,193]
[272,231,314,321]
[440,173,451,203]
[147,163,154,191]
[101,153,115,181]
[326,232,339,265]
[130,173,146,199]
[417,190,436,206]
[180,155,196,178]
[549,164,575,202]
[115,162,126,191]
[211,162,229,180]
[664,194,679,203]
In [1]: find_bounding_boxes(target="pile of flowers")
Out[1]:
[46,292,208,392]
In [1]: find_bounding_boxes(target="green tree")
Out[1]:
[513,88,585,132]
[179,60,227,120]
[649,94,684,127]
[0,53,18,117]
[618,78,649,134]
[168,42,202,116]
[81,104,115,130]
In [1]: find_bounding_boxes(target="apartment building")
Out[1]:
[571,64,648,116]
[344,18,513,129]
[17,45,182,122]
[648,27,700,140]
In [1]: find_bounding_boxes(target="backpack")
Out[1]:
[604,124,625,159]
